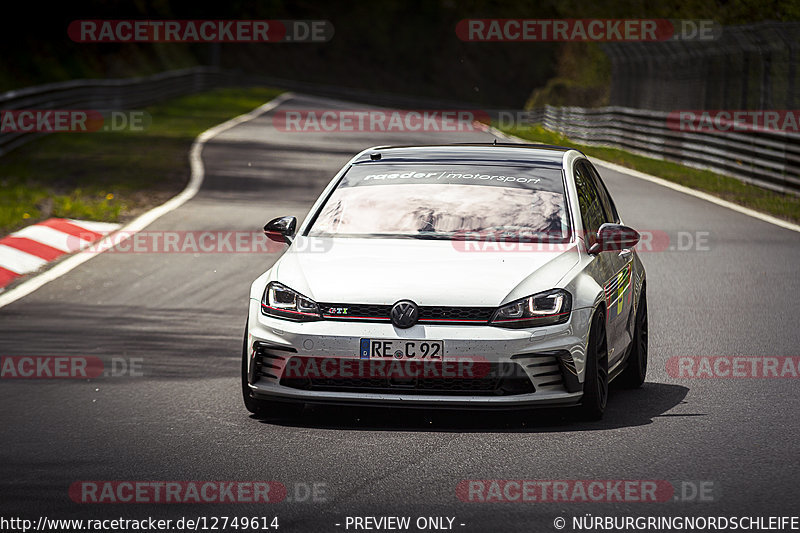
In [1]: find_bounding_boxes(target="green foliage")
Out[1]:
[0,87,283,236]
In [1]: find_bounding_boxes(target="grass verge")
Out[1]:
[501,124,800,224]
[0,87,284,237]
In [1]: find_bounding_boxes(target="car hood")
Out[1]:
[269,237,580,307]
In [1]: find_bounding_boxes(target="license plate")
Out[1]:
[360,339,444,360]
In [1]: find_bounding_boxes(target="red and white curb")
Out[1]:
[0,218,120,290]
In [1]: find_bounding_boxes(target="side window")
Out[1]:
[585,163,619,223]
[573,162,606,245]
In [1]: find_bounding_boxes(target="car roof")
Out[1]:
[352,143,578,167]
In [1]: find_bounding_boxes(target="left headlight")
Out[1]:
[261,282,321,321]
[490,289,572,328]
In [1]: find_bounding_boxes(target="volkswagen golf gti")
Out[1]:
[242,144,647,420]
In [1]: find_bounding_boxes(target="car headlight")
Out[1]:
[261,282,321,321]
[490,289,572,328]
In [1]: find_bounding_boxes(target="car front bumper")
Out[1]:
[246,299,593,408]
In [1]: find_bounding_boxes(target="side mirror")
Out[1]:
[588,223,640,254]
[264,216,297,244]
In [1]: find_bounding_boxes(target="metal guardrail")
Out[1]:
[0,67,235,156]
[2,67,797,195]
[603,22,800,111]
[518,106,800,195]
[0,67,481,158]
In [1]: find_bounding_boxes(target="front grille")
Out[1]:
[320,303,391,321]
[319,303,494,324]
[418,306,494,323]
[279,357,534,396]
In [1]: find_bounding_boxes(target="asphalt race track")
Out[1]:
[1,94,799,531]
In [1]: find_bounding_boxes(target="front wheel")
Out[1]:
[579,309,609,420]
[618,288,648,388]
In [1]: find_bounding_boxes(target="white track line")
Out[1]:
[0,92,294,308]
[489,125,800,234]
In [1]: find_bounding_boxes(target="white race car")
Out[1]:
[243,144,647,419]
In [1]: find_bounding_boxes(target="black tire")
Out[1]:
[618,288,648,389]
[241,322,303,418]
[579,309,609,420]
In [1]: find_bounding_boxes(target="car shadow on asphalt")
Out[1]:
[253,382,694,433]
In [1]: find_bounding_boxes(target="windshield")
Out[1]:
[307,163,571,241]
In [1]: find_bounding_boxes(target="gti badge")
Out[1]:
[390,300,419,329]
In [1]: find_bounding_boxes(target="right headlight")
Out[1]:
[261,282,321,321]
[490,289,572,328]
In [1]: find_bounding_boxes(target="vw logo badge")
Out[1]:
[390,300,419,329]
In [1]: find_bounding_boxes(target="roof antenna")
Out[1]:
[493,138,497,145]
